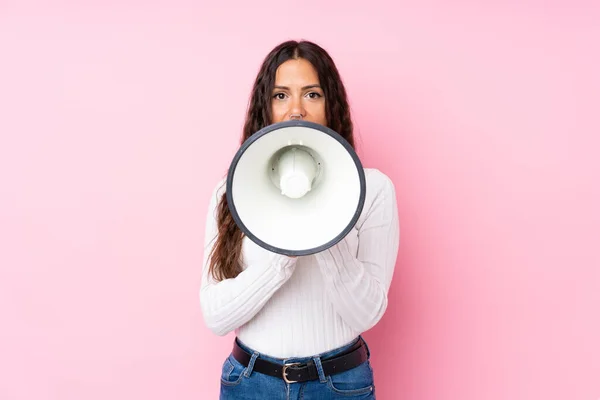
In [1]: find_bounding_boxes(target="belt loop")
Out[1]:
[311,356,327,383]
[244,351,259,378]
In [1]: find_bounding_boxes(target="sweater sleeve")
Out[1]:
[314,172,400,332]
[199,179,298,336]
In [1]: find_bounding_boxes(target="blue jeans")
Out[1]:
[219,336,376,399]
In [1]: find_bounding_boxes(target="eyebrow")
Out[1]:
[273,84,322,90]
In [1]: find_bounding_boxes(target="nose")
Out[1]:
[289,96,305,120]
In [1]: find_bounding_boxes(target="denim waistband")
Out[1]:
[235,335,368,365]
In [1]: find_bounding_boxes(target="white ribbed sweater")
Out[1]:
[199,168,400,358]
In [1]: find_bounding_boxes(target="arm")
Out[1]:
[199,179,298,336]
[314,172,400,332]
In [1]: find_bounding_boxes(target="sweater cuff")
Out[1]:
[271,253,298,278]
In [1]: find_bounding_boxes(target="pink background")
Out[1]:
[1,1,599,399]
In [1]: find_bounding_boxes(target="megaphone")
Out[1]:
[226,120,366,256]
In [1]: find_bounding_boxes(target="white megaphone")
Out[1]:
[226,120,366,256]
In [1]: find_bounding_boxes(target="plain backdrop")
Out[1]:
[1,1,599,399]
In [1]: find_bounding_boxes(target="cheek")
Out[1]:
[308,102,327,124]
[270,102,285,123]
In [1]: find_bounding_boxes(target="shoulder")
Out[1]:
[207,176,227,211]
[212,176,227,197]
[359,168,396,221]
[364,168,395,195]
[355,168,397,227]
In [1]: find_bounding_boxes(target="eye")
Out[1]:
[306,92,322,99]
[273,93,287,100]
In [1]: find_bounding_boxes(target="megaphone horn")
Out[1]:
[226,120,366,256]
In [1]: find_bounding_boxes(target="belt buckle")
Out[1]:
[282,362,301,384]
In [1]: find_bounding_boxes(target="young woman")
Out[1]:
[200,40,400,399]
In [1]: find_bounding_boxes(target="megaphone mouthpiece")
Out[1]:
[277,146,317,199]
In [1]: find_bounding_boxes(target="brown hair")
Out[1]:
[207,40,355,282]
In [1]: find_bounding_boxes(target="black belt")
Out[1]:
[231,337,368,384]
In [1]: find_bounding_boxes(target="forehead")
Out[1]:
[274,58,320,85]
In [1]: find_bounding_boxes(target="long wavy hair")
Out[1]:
[207,40,355,282]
